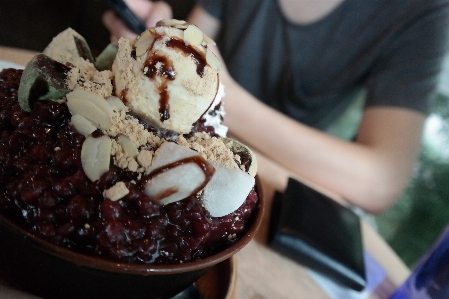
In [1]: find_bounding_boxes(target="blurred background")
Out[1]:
[0,0,195,56]
[0,0,448,269]
[374,57,449,268]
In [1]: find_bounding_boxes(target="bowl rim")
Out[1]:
[0,176,264,276]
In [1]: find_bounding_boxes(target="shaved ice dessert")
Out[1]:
[0,20,260,265]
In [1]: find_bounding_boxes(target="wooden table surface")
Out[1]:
[233,150,410,299]
[0,46,411,299]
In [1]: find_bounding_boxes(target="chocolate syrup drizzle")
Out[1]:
[144,54,175,122]
[141,36,208,122]
[141,155,216,202]
[165,38,207,77]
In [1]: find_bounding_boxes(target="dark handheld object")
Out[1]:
[267,178,366,291]
[106,0,147,34]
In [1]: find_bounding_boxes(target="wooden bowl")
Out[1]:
[0,178,263,299]
[196,256,237,299]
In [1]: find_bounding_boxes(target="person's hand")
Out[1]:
[102,0,172,42]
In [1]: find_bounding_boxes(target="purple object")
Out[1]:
[389,225,449,299]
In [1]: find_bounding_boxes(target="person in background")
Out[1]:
[103,0,449,214]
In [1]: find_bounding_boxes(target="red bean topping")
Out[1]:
[0,68,258,264]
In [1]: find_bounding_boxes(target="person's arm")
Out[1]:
[188,5,425,213]
[219,69,424,214]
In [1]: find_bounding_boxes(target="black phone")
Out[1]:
[267,178,366,291]
[105,0,147,34]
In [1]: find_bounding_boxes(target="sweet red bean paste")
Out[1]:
[0,68,259,264]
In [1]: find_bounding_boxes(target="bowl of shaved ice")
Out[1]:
[0,19,263,299]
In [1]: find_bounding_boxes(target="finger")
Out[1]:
[145,1,173,28]
[102,10,137,39]
[125,0,154,20]
[102,10,138,41]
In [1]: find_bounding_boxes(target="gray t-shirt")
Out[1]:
[198,0,449,129]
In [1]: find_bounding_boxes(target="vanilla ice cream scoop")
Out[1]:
[112,20,221,134]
